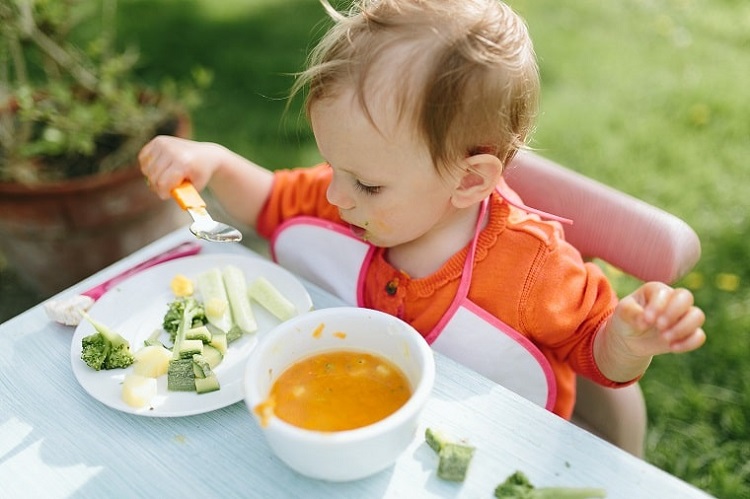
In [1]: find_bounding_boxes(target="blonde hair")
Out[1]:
[292,0,539,177]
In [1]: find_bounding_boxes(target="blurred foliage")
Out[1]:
[0,0,207,183]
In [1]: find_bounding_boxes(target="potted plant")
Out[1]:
[0,0,207,295]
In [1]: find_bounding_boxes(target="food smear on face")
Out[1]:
[268,350,411,431]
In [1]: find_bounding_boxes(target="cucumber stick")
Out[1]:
[249,276,297,321]
[197,268,233,333]
[222,265,258,334]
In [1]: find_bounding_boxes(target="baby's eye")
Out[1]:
[354,180,381,195]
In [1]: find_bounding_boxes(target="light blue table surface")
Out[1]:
[0,230,713,498]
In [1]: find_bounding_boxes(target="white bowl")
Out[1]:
[244,307,435,482]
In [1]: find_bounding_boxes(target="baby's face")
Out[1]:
[311,87,461,249]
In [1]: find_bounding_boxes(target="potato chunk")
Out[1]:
[122,374,157,408]
[133,345,172,377]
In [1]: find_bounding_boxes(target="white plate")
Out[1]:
[70,253,313,417]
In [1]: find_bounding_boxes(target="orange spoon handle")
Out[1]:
[171,181,206,210]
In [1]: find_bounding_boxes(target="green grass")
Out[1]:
[117,1,747,496]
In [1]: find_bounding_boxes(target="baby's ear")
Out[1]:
[450,154,503,209]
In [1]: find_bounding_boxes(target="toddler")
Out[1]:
[140,0,705,451]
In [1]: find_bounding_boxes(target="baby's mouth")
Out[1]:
[348,223,367,239]
[340,214,369,240]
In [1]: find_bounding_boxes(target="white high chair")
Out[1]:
[503,151,702,457]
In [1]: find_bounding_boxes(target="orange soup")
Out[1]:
[268,350,412,431]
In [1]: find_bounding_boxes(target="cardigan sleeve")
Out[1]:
[519,229,635,387]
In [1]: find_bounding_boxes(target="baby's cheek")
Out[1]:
[368,209,394,234]
[371,219,392,234]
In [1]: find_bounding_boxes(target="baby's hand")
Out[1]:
[139,136,226,200]
[610,282,706,358]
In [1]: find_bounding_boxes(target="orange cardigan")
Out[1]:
[256,164,630,419]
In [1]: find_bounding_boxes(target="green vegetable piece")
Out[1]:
[194,373,220,394]
[201,343,224,369]
[222,265,258,334]
[80,311,134,370]
[185,325,212,343]
[162,297,206,343]
[178,339,204,359]
[494,471,607,499]
[209,331,228,354]
[425,427,475,482]
[248,276,297,321]
[191,353,220,393]
[81,333,111,371]
[437,443,475,482]
[425,427,450,453]
[171,297,204,360]
[495,470,535,498]
[144,329,165,348]
[192,354,212,379]
[167,359,195,391]
[225,325,244,344]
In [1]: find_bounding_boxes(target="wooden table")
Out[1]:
[0,230,713,498]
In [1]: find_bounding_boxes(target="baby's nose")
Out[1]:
[326,181,355,210]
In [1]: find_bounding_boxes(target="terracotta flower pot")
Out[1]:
[0,118,191,296]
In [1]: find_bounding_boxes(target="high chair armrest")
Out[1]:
[504,151,701,284]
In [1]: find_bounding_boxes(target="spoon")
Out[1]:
[171,181,243,243]
[44,240,203,325]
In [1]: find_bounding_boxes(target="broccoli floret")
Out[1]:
[162,297,206,342]
[494,471,607,498]
[80,311,134,370]
[494,471,536,498]
[81,332,111,370]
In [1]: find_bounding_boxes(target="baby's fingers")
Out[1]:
[662,306,706,352]
[652,288,694,330]
[667,325,706,353]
